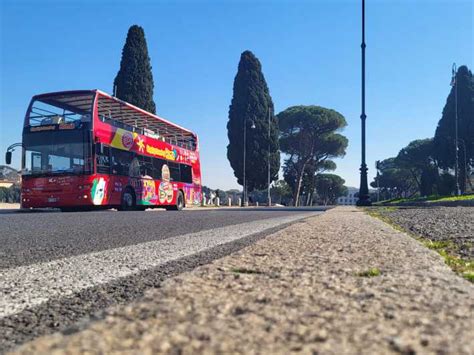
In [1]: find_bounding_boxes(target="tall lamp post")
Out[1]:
[242,118,255,207]
[356,0,371,206]
[451,63,461,196]
[267,108,272,207]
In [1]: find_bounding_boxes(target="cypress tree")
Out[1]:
[434,65,473,192]
[227,50,280,191]
[114,25,156,114]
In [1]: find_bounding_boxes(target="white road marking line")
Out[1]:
[0,213,316,318]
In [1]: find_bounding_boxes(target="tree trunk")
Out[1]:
[410,169,422,193]
[459,167,466,194]
[294,168,304,206]
[293,158,312,207]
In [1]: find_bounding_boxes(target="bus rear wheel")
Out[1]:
[167,191,184,211]
[119,188,135,211]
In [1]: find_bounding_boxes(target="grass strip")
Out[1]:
[375,193,474,205]
[365,207,474,283]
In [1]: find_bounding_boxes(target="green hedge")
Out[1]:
[0,185,20,203]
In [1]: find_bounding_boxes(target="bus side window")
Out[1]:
[129,155,140,177]
[110,148,123,176]
[110,148,121,175]
[123,151,134,176]
[152,158,164,180]
[140,156,153,178]
[180,164,192,183]
[110,148,134,176]
[96,143,110,174]
[168,162,180,182]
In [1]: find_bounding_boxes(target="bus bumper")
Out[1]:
[21,175,95,209]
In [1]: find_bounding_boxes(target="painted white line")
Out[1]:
[0,213,316,318]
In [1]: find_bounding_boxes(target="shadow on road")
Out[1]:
[0,208,60,215]
[219,206,333,212]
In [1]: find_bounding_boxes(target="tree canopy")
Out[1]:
[371,65,473,198]
[314,174,347,205]
[227,50,280,191]
[395,138,438,196]
[114,25,156,114]
[278,105,348,206]
[371,139,458,199]
[371,157,418,199]
[270,180,292,205]
[433,65,473,192]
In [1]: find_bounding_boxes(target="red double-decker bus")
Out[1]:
[12,90,202,211]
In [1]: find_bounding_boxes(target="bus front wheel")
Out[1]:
[119,188,136,211]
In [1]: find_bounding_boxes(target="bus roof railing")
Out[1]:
[32,90,197,150]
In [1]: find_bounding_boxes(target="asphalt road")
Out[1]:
[0,207,326,352]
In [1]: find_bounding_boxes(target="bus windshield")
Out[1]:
[27,93,94,127]
[23,130,91,176]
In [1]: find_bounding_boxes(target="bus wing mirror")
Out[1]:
[5,151,12,165]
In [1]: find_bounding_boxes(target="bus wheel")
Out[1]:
[119,188,135,211]
[167,191,184,211]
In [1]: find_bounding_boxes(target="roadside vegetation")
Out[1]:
[224,55,472,207]
[366,207,474,283]
[371,65,473,201]
[226,51,349,207]
[0,185,20,203]
[375,193,474,205]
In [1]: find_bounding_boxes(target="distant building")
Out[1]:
[337,187,358,205]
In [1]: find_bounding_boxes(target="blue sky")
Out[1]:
[1,0,472,190]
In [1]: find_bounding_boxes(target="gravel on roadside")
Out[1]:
[12,207,474,355]
[373,206,474,259]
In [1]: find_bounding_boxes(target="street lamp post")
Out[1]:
[356,0,371,206]
[242,118,255,207]
[451,63,461,195]
[267,108,271,207]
